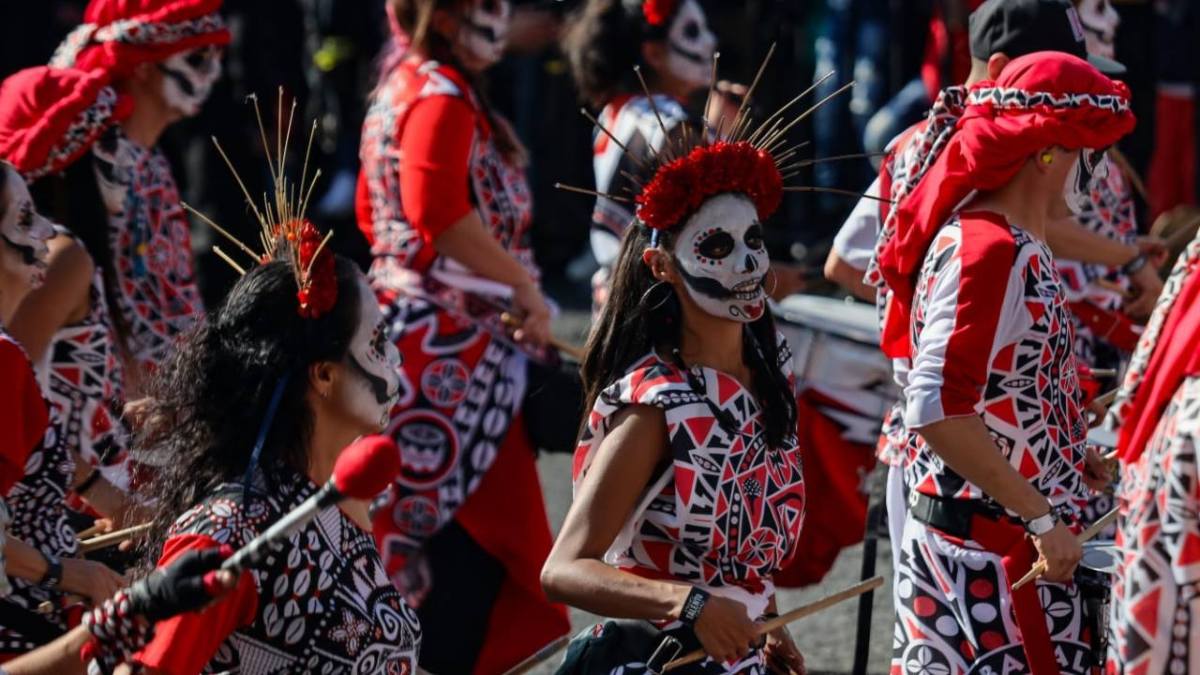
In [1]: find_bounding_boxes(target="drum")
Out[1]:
[773,294,898,443]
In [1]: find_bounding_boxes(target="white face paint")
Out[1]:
[159,46,223,117]
[665,0,716,89]
[1076,0,1119,60]
[0,167,54,290]
[672,193,769,323]
[1064,148,1110,216]
[459,0,511,68]
[344,276,402,431]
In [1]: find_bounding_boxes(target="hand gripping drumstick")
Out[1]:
[499,312,586,362]
[662,576,885,671]
[221,435,400,574]
[78,522,153,553]
[1011,507,1120,590]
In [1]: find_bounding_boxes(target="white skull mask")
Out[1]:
[1076,0,1119,59]
[672,193,769,323]
[665,0,716,89]
[344,276,403,431]
[459,0,511,67]
[1064,148,1110,216]
[159,46,223,117]
[1,167,54,289]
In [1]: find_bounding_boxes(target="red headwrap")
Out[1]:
[1111,233,1200,463]
[49,0,230,76]
[875,52,1135,358]
[0,67,132,180]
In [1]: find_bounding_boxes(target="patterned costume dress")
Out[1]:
[357,56,567,673]
[36,227,129,490]
[572,343,806,673]
[92,125,203,380]
[135,468,421,673]
[892,213,1094,675]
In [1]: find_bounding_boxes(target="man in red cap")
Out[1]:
[48,0,230,389]
[875,52,1134,675]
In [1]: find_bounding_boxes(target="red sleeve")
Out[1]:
[134,534,258,673]
[355,167,375,247]
[0,340,47,495]
[398,95,476,241]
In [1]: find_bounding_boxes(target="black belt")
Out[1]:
[908,492,1020,540]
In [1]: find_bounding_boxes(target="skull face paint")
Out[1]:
[459,0,511,68]
[672,193,768,323]
[0,166,54,290]
[1064,147,1109,216]
[1076,0,1119,59]
[344,276,403,431]
[664,0,716,89]
[158,46,223,117]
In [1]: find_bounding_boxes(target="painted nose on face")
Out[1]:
[742,253,758,273]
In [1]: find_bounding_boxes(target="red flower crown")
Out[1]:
[635,141,783,231]
[295,220,337,319]
[642,0,678,27]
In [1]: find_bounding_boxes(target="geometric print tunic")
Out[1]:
[572,339,805,620]
[902,212,1089,514]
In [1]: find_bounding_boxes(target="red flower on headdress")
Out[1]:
[642,0,678,27]
[635,141,782,231]
[295,220,337,319]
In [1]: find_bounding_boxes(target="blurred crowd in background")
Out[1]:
[4,0,1198,309]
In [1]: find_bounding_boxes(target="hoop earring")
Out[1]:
[1040,151,1054,165]
[766,269,779,297]
[639,280,674,313]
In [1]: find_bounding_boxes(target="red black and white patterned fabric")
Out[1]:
[138,468,421,673]
[901,213,1089,513]
[48,0,229,75]
[572,339,804,672]
[1105,375,1200,675]
[358,55,566,673]
[38,226,130,492]
[92,125,202,379]
[892,517,1093,675]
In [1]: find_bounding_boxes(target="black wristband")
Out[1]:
[39,552,62,589]
[1120,252,1148,276]
[679,587,709,626]
[75,469,102,495]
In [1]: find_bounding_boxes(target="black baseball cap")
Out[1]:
[969,0,1126,75]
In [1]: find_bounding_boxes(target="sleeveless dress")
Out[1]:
[572,339,806,673]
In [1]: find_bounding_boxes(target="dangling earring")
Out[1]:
[1040,151,1054,165]
[639,280,674,312]
[766,269,779,297]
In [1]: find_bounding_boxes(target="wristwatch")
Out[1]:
[38,551,62,589]
[1023,510,1059,537]
[679,587,710,626]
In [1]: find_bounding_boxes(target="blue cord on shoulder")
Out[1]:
[241,372,291,505]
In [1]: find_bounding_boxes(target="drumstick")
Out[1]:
[1011,508,1120,590]
[500,635,570,675]
[78,522,152,553]
[1086,368,1117,379]
[663,576,884,671]
[1093,279,1133,299]
[500,312,586,362]
[75,520,108,540]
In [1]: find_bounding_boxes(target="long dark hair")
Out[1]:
[29,157,132,350]
[384,0,521,160]
[136,256,362,558]
[581,217,797,449]
[562,0,676,107]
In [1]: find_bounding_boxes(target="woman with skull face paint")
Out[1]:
[541,130,807,669]
[357,1,571,673]
[867,53,1135,674]
[562,0,717,311]
[47,0,229,392]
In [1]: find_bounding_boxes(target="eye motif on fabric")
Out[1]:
[346,277,402,430]
[159,46,223,117]
[665,0,716,89]
[1064,147,1110,216]
[460,0,511,67]
[674,194,768,322]
[1077,0,1119,59]
[0,167,54,287]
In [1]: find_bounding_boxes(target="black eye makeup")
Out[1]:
[695,229,734,261]
[744,223,764,250]
[683,20,700,39]
[16,201,33,231]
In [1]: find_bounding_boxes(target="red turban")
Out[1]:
[49,0,230,77]
[0,67,132,180]
[875,51,1136,358]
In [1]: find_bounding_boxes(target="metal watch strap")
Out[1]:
[1023,511,1058,536]
[679,587,710,626]
[39,552,62,589]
